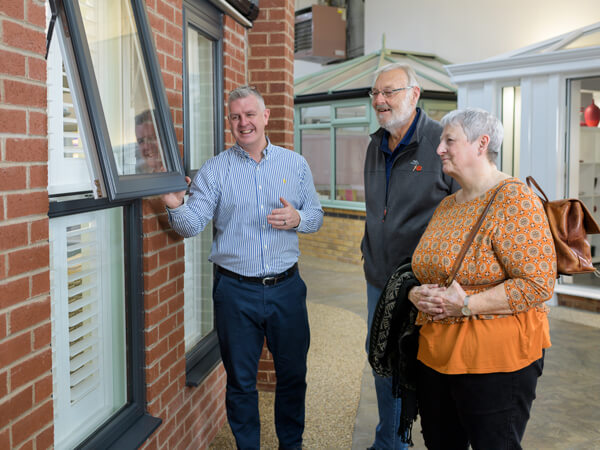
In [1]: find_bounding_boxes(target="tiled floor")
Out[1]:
[299,254,600,450]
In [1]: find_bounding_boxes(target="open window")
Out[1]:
[50,0,187,201]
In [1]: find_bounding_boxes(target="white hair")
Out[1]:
[373,63,420,89]
[441,108,504,163]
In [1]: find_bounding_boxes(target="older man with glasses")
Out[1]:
[362,63,459,449]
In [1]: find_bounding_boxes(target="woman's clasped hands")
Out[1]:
[408,280,467,320]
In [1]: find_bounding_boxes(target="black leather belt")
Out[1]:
[216,263,298,286]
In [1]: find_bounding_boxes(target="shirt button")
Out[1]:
[262,225,266,229]
[259,185,262,190]
[264,245,267,249]
[260,205,264,209]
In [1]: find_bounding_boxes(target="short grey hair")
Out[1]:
[440,108,504,164]
[228,85,266,111]
[374,63,420,89]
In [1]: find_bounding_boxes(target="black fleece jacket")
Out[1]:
[361,110,459,289]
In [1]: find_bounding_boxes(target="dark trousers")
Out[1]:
[417,354,544,450]
[213,269,310,450]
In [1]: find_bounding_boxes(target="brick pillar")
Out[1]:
[248,0,295,150]
[247,0,295,392]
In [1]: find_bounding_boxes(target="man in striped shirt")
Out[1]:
[162,86,323,450]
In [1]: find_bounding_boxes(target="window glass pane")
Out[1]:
[47,21,94,195]
[50,207,127,448]
[184,21,216,351]
[184,227,213,350]
[301,129,331,200]
[335,127,369,201]
[301,105,330,124]
[562,30,600,51]
[419,99,457,122]
[501,86,521,177]
[335,104,366,120]
[564,78,600,290]
[78,0,166,175]
[187,26,215,171]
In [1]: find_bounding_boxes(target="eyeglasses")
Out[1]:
[368,87,414,99]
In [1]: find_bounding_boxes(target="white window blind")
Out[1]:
[46,17,96,196]
[50,208,127,449]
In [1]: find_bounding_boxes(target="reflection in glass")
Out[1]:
[301,105,330,124]
[78,0,165,175]
[301,129,331,199]
[335,127,368,202]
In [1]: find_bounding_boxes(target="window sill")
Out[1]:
[105,414,162,450]
[186,331,221,387]
[79,411,162,450]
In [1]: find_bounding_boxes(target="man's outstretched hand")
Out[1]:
[161,176,191,209]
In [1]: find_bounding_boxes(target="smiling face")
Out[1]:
[371,68,419,132]
[437,123,483,179]
[228,94,270,154]
[135,120,164,172]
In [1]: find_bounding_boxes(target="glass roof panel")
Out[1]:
[562,30,600,50]
[295,48,456,96]
[339,72,377,92]
[517,40,560,56]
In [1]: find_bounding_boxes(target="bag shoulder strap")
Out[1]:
[442,180,519,288]
[525,176,549,203]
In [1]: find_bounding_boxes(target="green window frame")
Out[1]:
[295,99,376,211]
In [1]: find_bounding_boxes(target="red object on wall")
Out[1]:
[584,100,600,127]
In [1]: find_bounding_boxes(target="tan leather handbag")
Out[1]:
[527,176,600,275]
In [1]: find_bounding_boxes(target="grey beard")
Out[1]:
[381,115,411,132]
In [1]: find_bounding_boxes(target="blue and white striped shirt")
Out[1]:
[167,141,323,277]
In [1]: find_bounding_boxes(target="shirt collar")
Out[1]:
[379,107,421,154]
[232,137,273,160]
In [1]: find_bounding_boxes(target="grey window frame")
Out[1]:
[182,0,223,386]
[53,0,187,201]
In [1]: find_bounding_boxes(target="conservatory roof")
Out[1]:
[447,21,600,84]
[488,21,600,60]
[294,36,457,100]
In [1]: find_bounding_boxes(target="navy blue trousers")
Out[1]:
[213,269,310,450]
[417,354,544,450]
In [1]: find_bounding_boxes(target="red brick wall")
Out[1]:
[249,0,295,150]
[0,1,53,449]
[0,0,296,447]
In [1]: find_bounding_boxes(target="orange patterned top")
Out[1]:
[412,178,556,374]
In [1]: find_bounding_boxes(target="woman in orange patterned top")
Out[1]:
[407,108,556,450]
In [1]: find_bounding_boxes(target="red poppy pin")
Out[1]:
[410,160,422,172]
